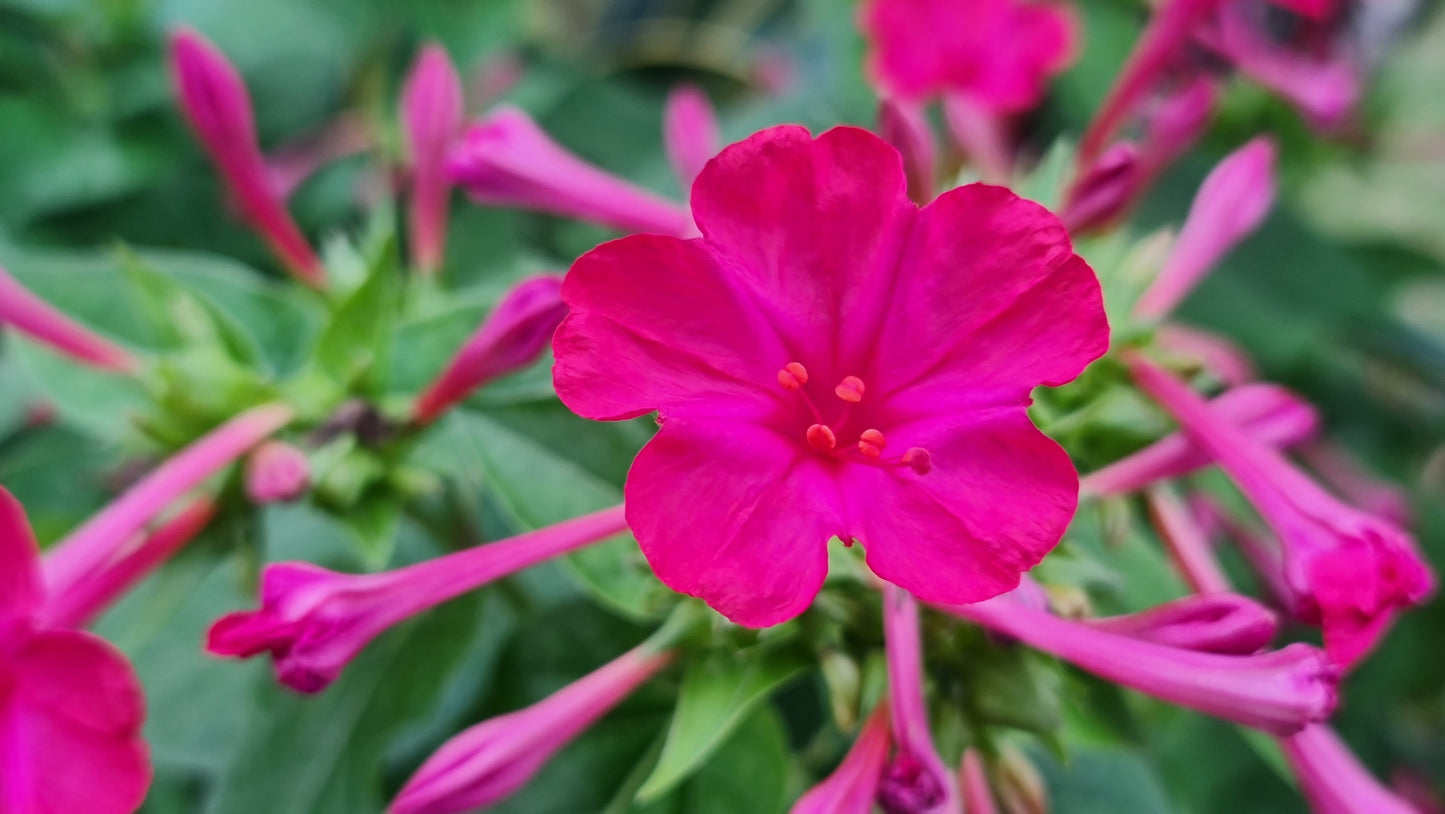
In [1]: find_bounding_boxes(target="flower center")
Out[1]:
[776,362,931,474]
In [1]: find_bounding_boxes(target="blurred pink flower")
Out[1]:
[1300,440,1413,527]
[265,112,373,201]
[879,587,960,814]
[791,702,892,814]
[244,440,311,504]
[0,487,151,814]
[552,125,1108,627]
[959,750,999,814]
[389,644,672,814]
[169,29,326,288]
[402,44,464,274]
[0,264,138,373]
[876,99,937,203]
[1084,592,1278,654]
[413,274,567,424]
[1154,323,1258,386]
[663,84,720,192]
[1280,726,1419,814]
[209,505,626,693]
[1147,484,1235,594]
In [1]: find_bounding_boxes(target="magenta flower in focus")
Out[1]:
[663,84,720,191]
[1129,355,1435,666]
[389,644,673,814]
[413,274,567,425]
[169,29,326,288]
[0,487,151,814]
[791,702,892,814]
[209,505,627,692]
[0,263,139,373]
[244,440,311,504]
[880,586,960,814]
[1279,725,1420,814]
[553,125,1108,627]
[402,44,464,274]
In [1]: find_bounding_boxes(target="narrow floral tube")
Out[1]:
[663,84,720,192]
[1083,592,1278,655]
[791,702,892,814]
[43,403,293,596]
[876,99,937,204]
[1278,726,1419,814]
[1190,492,1296,611]
[37,498,218,630]
[389,644,673,814]
[959,750,999,814]
[448,106,695,237]
[1128,354,1436,666]
[1134,137,1277,320]
[412,274,568,424]
[1299,441,1413,527]
[266,112,373,200]
[879,586,961,814]
[942,598,1338,735]
[1079,383,1319,497]
[244,440,311,504]
[1146,484,1234,595]
[403,44,464,275]
[0,264,138,372]
[208,504,627,693]
[1154,323,1257,386]
[943,93,1012,185]
[169,29,326,287]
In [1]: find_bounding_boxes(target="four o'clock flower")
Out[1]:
[1279,725,1420,814]
[0,487,151,814]
[879,586,960,814]
[1083,592,1279,655]
[169,29,326,288]
[448,106,696,237]
[552,125,1108,627]
[412,274,568,425]
[663,84,721,192]
[791,702,892,814]
[244,440,311,504]
[1128,354,1435,666]
[389,643,673,814]
[0,263,139,373]
[208,505,627,692]
[402,44,464,275]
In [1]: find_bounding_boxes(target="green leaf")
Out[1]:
[635,706,794,814]
[1030,745,1176,814]
[335,492,402,570]
[635,648,810,803]
[10,337,148,438]
[312,234,399,391]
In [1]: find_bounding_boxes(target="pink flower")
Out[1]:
[945,596,1337,734]
[552,125,1108,627]
[1079,382,1319,497]
[860,0,1077,112]
[959,750,999,814]
[244,441,311,503]
[1279,726,1420,814]
[1084,592,1279,654]
[879,587,960,814]
[44,403,293,598]
[941,93,1014,184]
[1300,440,1413,527]
[791,702,892,814]
[402,44,464,274]
[389,644,673,814]
[1135,137,1277,320]
[1146,484,1234,595]
[209,505,626,693]
[0,487,151,814]
[169,29,326,288]
[1128,354,1436,666]
[448,106,695,237]
[1154,323,1257,386]
[663,84,720,192]
[0,264,138,373]
[876,99,937,204]
[412,275,567,424]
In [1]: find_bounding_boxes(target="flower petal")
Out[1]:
[624,417,841,627]
[0,487,43,622]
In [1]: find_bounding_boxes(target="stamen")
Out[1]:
[806,424,837,451]
[858,428,887,459]
[777,362,809,391]
[834,375,866,403]
[902,447,932,475]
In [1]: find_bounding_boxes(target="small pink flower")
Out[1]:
[1084,592,1279,654]
[244,440,311,503]
[880,586,960,814]
[389,644,673,814]
[1279,726,1420,814]
[448,106,695,237]
[959,750,999,814]
[663,84,720,192]
[0,264,138,373]
[1135,137,1277,320]
[791,702,892,814]
[877,99,937,204]
[553,125,1108,627]
[169,29,326,288]
[1080,383,1318,497]
[0,487,151,814]
[402,44,464,274]
[944,596,1338,734]
[209,505,626,692]
[860,0,1077,112]
[413,274,567,424]
[1129,354,1436,666]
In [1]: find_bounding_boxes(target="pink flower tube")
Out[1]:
[942,597,1338,734]
[877,99,937,204]
[244,440,311,504]
[448,106,695,237]
[1279,726,1420,814]
[1128,354,1436,666]
[402,44,464,274]
[663,84,720,191]
[0,264,138,373]
[389,644,673,814]
[169,29,326,288]
[959,750,999,814]
[1154,323,1257,386]
[791,702,892,814]
[879,586,960,814]
[1147,484,1234,595]
[412,274,568,424]
[1299,440,1413,527]
[209,504,627,693]
[1083,592,1278,655]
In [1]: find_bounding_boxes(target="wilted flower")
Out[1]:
[0,263,138,373]
[402,44,464,274]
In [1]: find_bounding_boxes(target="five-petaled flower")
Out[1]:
[553,125,1109,627]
